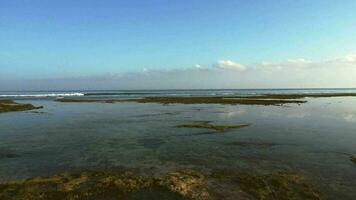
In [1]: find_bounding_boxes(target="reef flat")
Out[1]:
[0,169,208,200]
[0,100,43,113]
[55,93,356,106]
[241,93,356,99]
[211,170,321,200]
[176,122,250,132]
[0,169,321,200]
[124,96,306,106]
[56,97,306,106]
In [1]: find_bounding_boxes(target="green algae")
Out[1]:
[211,170,322,200]
[0,100,43,113]
[176,122,250,132]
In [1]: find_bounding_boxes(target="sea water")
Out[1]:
[0,89,356,199]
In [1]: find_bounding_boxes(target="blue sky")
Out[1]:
[1,0,356,89]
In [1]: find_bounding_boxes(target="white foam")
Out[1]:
[0,93,85,97]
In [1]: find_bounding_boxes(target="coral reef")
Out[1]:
[0,100,43,113]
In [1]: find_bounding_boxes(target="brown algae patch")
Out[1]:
[0,169,322,200]
[211,170,321,200]
[0,169,209,200]
[0,100,43,113]
[177,122,250,132]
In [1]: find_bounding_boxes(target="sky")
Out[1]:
[1,0,356,90]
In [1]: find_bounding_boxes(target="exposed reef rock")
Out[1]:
[246,93,356,99]
[55,93,356,106]
[0,100,43,113]
[0,169,209,200]
[124,97,306,106]
[0,169,322,200]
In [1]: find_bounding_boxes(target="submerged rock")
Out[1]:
[211,170,321,200]
[0,167,324,200]
[156,170,210,200]
[351,155,356,164]
[226,141,278,148]
[0,152,19,159]
[0,100,43,113]
[176,122,250,132]
[0,169,210,200]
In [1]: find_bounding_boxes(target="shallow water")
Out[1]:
[1,96,356,199]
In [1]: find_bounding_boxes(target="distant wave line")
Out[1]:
[0,93,85,97]
[84,92,162,96]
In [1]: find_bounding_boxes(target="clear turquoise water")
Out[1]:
[1,90,356,199]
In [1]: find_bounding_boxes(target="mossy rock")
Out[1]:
[0,170,210,200]
[211,170,321,200]
[0,100,43,113]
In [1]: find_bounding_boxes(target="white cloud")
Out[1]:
[195,64,204,69]
[258,58,313,70]
[2,54,356,90]
[215,60,246,71]
[344,54,356,63]
[334,54,356,64]
[286,58,312,64]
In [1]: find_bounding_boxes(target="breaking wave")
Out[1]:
[0,93,85,97]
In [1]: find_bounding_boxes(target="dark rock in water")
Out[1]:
[55,93,356,106]
[176,122,250,132]
[0,149,19,159]
[351,155,356,164]
[226,141,278,148]
[124,96,307,106]
[0,153,19,159]
[0,100,43,113]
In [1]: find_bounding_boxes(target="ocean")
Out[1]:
[1,88,356,199]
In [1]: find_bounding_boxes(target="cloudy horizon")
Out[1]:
[1,54,356,91]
